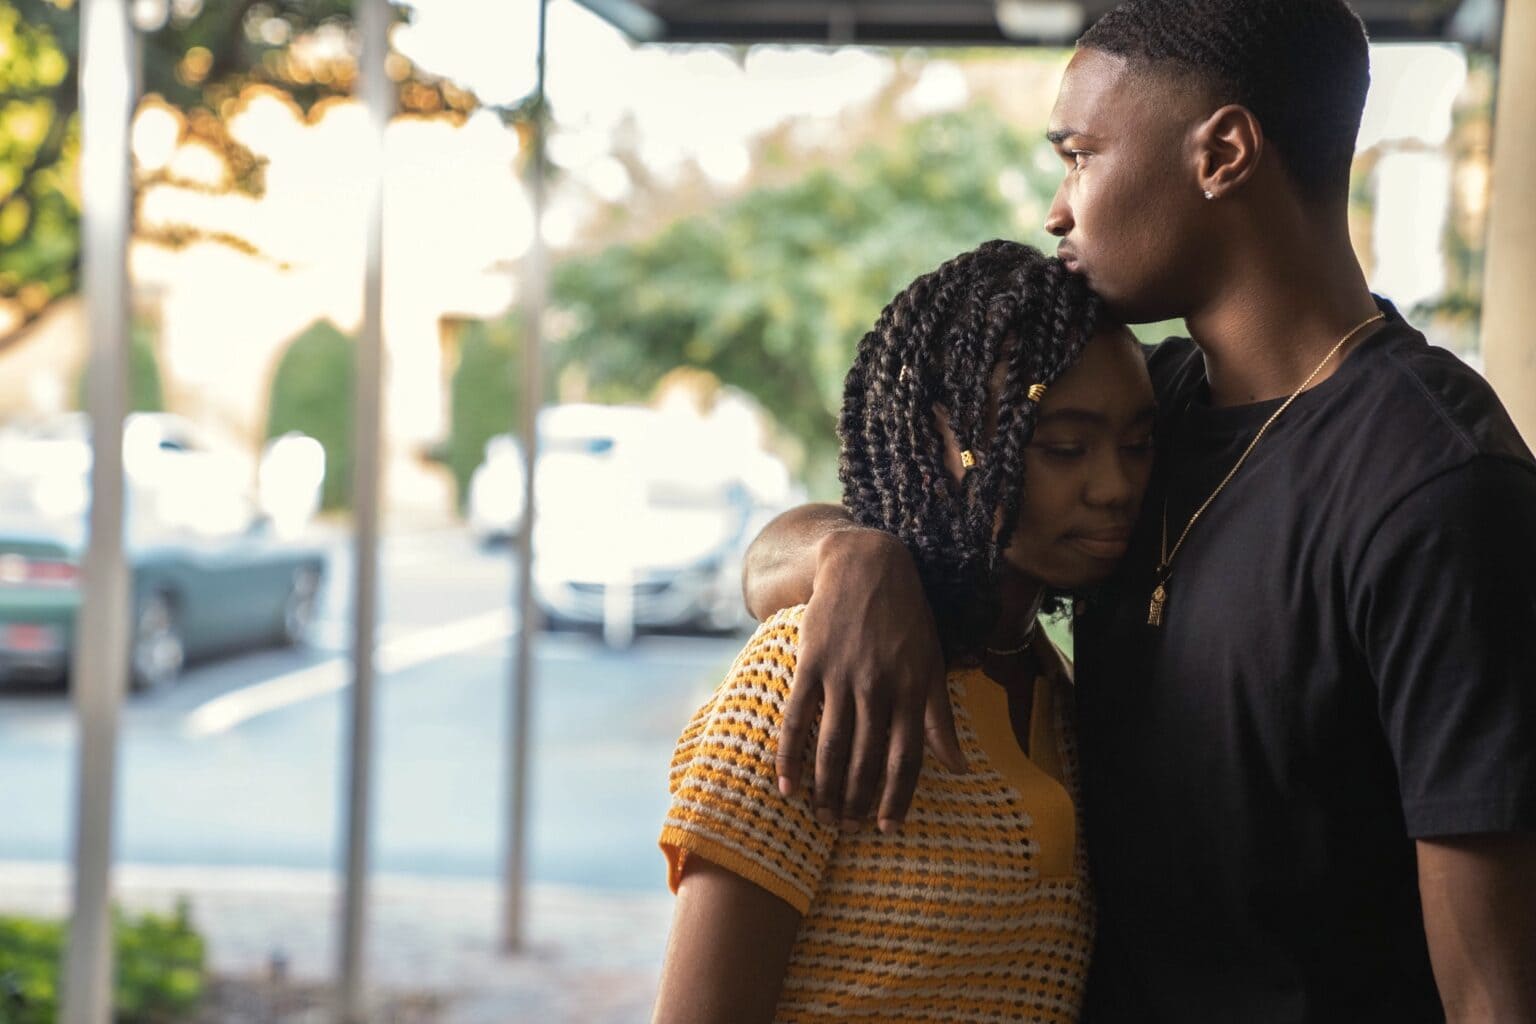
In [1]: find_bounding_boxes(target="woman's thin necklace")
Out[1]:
[986,621,1038,656]
[1148,312,1385,628]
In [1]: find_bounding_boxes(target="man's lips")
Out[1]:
[1057,247,1082,273]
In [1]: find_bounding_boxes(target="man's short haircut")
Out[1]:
[1079,0,1371,204]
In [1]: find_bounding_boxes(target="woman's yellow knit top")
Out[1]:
[660,605,1095,1023]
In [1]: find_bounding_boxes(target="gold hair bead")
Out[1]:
[960,450,977,469]
[1027,383,1047,402]
[899,365,913,383]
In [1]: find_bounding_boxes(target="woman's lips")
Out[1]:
[1067,532,1130,560]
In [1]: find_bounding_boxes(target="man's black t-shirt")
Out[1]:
[1076,303,1536,1023]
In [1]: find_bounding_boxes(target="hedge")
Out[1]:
[445,316,522,511]
[0,903,205,1023]
[265,319,353,511]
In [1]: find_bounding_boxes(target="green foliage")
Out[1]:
[74,322,168,414]
[1,0,475,344]
[0,901,205,1024]
[551,106,1061,495]
[0,4,79,315]
[445,316,524,510]
[266,319,353,510]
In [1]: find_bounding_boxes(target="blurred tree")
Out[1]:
[73,320,166,413]
[0,0,479,349]
[265,318,353,510]
[551,105,1059,495]
[445,314,526,510]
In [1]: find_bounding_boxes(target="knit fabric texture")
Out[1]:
[660,605,1095,1023]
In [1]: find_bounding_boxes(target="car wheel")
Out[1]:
[279,567,321,647]
[131,593,185,694]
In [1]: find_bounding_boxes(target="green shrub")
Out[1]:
[74,321,166,414]
[265,319,354,511]
[445,316,522,511]
[0,902,205,1023]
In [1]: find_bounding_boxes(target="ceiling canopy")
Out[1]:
[572,0,1501,49]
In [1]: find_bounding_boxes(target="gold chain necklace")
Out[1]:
[1148,312,1385,627]
[986,623,1038,657]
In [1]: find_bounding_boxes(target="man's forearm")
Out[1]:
[742,503,860,621]
[1419,835,1536,1023]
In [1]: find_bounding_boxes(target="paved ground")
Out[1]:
[0,860,672,1022]
[0,527,749,1020]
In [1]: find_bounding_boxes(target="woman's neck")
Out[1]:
[987,570,1045,652]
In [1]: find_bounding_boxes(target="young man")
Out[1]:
[742,1,1536,1021]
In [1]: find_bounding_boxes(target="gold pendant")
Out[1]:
[1148,583,1167,627]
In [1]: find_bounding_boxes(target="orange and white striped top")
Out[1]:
[660,605,1095,1023]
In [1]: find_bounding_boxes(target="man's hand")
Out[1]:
[1418,833,1536,1023]
[774,527,962,834]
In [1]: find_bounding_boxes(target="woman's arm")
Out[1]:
[652,859,803,1024]
[741,503,963,832]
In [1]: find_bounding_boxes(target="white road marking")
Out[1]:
[182,609,516,738]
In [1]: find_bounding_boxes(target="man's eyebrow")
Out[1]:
[1046,128,1083,145]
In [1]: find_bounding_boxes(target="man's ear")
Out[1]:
[1193,104,1264,199]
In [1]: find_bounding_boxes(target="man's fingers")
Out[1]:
[923,675,967,775]
[776,665,821,797]
[877,697,926,833]
[839,689,891,827]
[812,690,853,827]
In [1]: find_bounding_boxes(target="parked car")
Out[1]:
[526,404,794,644]
[467,434,526,546]
[0,416,327,692]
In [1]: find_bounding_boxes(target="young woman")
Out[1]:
[652,240,1156,1024]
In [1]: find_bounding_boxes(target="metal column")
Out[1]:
[336,0,391,1019]
[61,1,135,1021]
[1483,0,1536,440]
[503,0,550,955]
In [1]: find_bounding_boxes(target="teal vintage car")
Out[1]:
[0,508,324,692]
[0,414,327,691]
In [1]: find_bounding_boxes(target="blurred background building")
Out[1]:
[0,0,1529,1021]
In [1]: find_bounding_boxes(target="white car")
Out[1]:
[0,413,324,539]
[522,404,793,644]
[467,434,526,545]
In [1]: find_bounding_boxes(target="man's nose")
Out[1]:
[1044,184,1073,238]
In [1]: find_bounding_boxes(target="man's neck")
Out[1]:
[1184,218,1381,408]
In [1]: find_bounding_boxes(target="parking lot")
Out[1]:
[0,525,746,894]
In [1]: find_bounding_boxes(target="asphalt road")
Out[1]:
[0,528,748,893]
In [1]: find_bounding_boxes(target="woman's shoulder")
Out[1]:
[721,604,807,691]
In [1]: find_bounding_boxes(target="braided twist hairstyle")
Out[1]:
[1080,0,1370,204]
[837,240,1099,665]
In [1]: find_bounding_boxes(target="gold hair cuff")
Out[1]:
[960,450,977,469]
[1027,383,1048,402]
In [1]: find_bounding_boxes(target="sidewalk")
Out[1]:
[0,860,672,1023]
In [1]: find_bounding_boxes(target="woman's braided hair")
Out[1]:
[837,240,1099,665]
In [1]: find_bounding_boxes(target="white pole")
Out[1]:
[1482,0,1536,442]
[336,0,390,1019]
[503,0,549,954]
[62,1,135,1021]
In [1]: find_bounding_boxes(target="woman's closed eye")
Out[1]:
[1122,435,1155,456]
[1035,441,1087,459]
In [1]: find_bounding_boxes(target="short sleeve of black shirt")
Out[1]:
[1352,454,1536,837]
